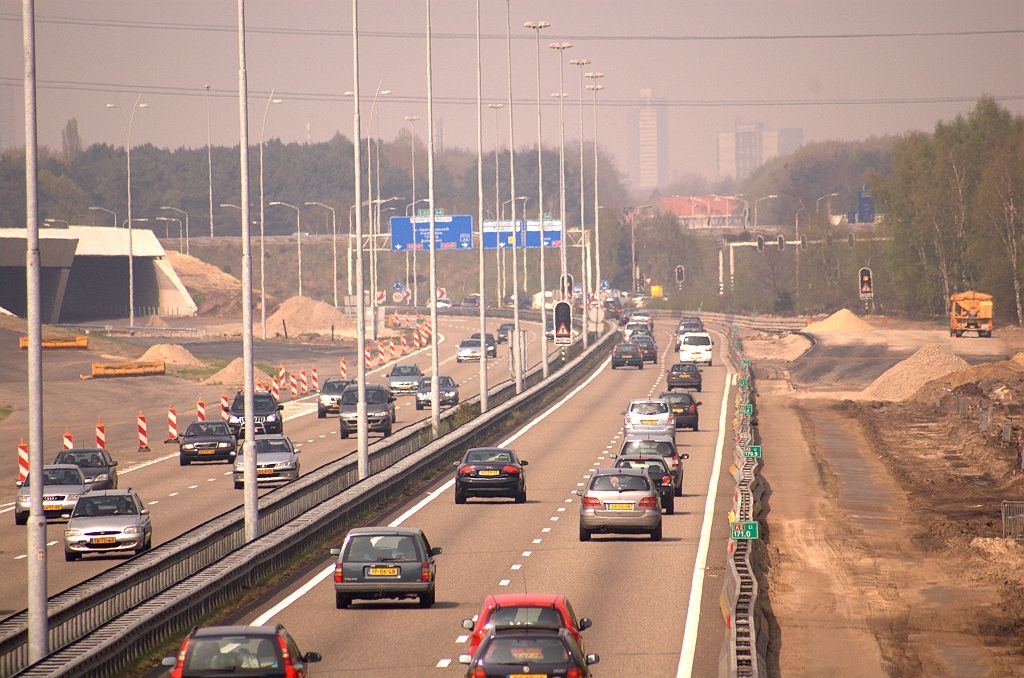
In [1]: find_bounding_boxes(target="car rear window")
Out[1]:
[252,439,293,454]
[590,474,651,491]
[482,637,571,665]
[683,335,711,346]
[343,535,421,562]
[620,441,676,457]
[55,451,108,467]
[614,458,669,474]
[661,393,694,406]
[614,345,637,356]
[466,449,513,463]
[27,469,84,486]
[630,402,668,415]
[185,635,283,673]
[486,606,564,628]
[671,363,697,374]
[321,380,352,394]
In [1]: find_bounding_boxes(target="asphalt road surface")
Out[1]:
[199,319,738,678]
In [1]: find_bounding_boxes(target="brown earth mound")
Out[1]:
[145,315,170,328]
[266,296,354,337]
[139,343,205,368]
[165,251,277,318]
[911,359,1024,406]
[202,357,273,389]
[804,308,874,333]
[860,344,970,401]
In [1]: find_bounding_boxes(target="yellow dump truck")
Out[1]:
[950,291,993,337]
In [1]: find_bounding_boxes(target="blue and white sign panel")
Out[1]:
[482,220,562,250]
[390,215,474,251]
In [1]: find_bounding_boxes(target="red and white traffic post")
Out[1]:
[340,357,348,379]
[271,377,280,400]
[95,421,106,449]
[278,364,286,384]
[197,399,206,422]
[137,411,149,452]
[311,366,319,391]
[388,339,396,360]
[300,369,308,394]
[377,343,386,366]
[413,331,421,350]
[364,347,372,370]
[17,439,29,483]
[62,428,73,450]
[221,394,230,421]
[166,405,178,442]
[400,334,408,354]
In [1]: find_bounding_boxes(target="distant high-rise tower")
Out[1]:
[718,123,803,180]
[628,89,670,193]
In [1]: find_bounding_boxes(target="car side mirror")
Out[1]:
[389,396,396,402]
[304,652,322,663]
[520,460,528,466]
[330,547,341,556]
[453,461,460,466]
[110,461,118,467]
[461,618,475,630]
[459,654,473,665]
[586,653,600,665]
[141,508,150,515]
[277,404,284,411]
[161,657,177,667]
[619,411,626,416]
[680,453,689,460]
[429,547,443,556]
[61,513,70,520]
[578,618,592,630]
[15,481,22,488]
[576,490,584,496]
[697,402,703,406]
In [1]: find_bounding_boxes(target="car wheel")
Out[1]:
[638,363,644,370]
[651,523,663,541]
[384,426,392,437]
[664,497,675,515]
[318,409,326,419]
[514,491,526,504]
[454,490,467,505]
[674,482,683,497]
[335,592,350,609]
[179,456,190,466]
[416,402,423,410]
[233,481,243,490]
[64,551,79,562]
[611,364,617,370]
[693,421,699,432]
[697,386,702,393]
[579,525,591,542]
[340,429,349,439]
[15,512,27,526]
[419,588,436,608]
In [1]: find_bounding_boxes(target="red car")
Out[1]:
[461,594,592,657]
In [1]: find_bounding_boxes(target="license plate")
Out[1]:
[367,567,399,576]
[672,408,684,413]
[43,504,61,511]
[607,503,634,511]
[257,469,274,475]
[642,419,657,425]
[402,385,412,390]
[199,450,215,455]
[91,537,116,545]
[479,470,501,476]
[510,674,547,678]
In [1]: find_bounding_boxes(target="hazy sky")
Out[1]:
[0,1,1021,185]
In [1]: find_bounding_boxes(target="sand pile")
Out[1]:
[860,345,970,401]
[202,358,273,389]
[166,251,276,318]
[804,309,874,333]
[911,359,1024,404]
[140,343,205,368]
[145,315,170,328]
[740,332,813,362]
[266,296,354,337]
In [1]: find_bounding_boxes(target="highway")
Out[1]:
[0,316,554,615]
[218,319,736,677]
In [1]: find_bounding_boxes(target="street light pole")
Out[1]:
[405,115,420,306]
[525,20,549,377]
[88,205,116,228]
[269,201,301,297]
[107,94,148,328]
[425,0,440,434]
[306,202,338,307]
[205,84,214,238]
[475,0,488,412]
[155,217,181,250]
[549,41,571,300]
[159,206,189,255]
[754,194,778,230]
[816,192,838,215]
[352,0,369,478]
[489,103,504,308]
[571,57,589,348]
[505,0,523,393]
[259,90,282,338]
[585,73,604,325]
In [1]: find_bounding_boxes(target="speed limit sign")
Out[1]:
[392,292,404,303]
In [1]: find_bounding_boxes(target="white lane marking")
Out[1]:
[511,563,522,570]
[0,507,15,514]
[557,508,565,512]
[542,528,550,533]
[576,483,584,487]
[319,435,325,438]
[148,500,159,505]
[46,540,57,546]
[676,367,734,678]
[1,502,15,507]
[436,659,452,668]
[549,517,558,521]
[498,579,510,586]
[224,471,232,475]
[188,485,198,489]
[564,499,573,503]
[532,539,542,543]
[456,635,469,643]
[120,452,178,475]
[14,555,26,560]
[306,440,314,443]
[522,551,532,556]
[169,492,179,496]
[251,562,335,626]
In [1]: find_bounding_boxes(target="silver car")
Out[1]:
[386,364,423,396]
[63,489,152,561]
[457,338,482,363]
[577,468,662,541]
[232,435,300,489]
[622,398,676,437]
[15,464,86,525]
[623,322,649,342]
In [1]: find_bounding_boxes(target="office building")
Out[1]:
[718,123,803,181]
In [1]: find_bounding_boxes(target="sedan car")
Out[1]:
[611,343,643,369]
[613,455,676,514]
[386,364,423,396]
[63,489,151,560]
[53,447,118,490]
[457,338,483,363]
[330,527,442,608]
[454,447,528,504]
[496,322,515,344]
[178,421,236,465]
[577,468,662,541]
[15,464,86,525]
[460,626,598,677]
[470,332,498,358]
[232,435,300,489]
[632,336,659,363]
[339,384,396,438]
[416,376,459,409]
[666,362,702,391]
[227,392,284,438]
[622,398,676,437]
[461,594,592,657]
[619,435,687,496]
[162,624,321,678]
[660,390,701,431]
[318,377,354,417]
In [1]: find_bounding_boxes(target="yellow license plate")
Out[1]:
[510,674,547,678]
[43,504,61,511]
[402,385,412,389]
[367,567,399,576]
[91,537,116,545]
[607,503,633,511]
[642,419,657,425]
[478,470,500,476]
[198,450,215,454]
[672,408,684,413]
[257,469,274,475]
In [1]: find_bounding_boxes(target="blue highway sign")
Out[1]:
[390,215,473,251]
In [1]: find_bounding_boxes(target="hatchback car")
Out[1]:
[53,447,118,490]
[613,455,676,514]
[470,333,498,358]
[228,392,284,438]
[15,464,86,525]
[416,376,459,409]
[178,421,236,465]
[232,435,300,489]
[611,342,643,369]
[318,377,354,417]
[632,336,659,363]
[496,323,515,344]
[622,398,676,437]
[631,309,654,330]
[461,594,592,657]
[462,293,481,308]
[386,364,423,396]
[63,489,152,560]
[666,362,702,391]
[623,321,649,342]
[460,626,599,677]
[330,527,442,608]
[679,331,714,365]
[577,468,662,541]
[339,384,396,438]
[619,435,687,496]
[660,390,701,431]
[162,624,321,678]
[603,298,622,320]
[454,447,528,504]
[457,338,483,363]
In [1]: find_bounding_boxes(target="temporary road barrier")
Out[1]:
[62,429,73,450]
[405,312,412,328]
[339,357,348,379]
[299,369,308,395]
[271,378,280,401]
[278,365,285,383]
[364,347,372,370]
[137,412,149,452]
[95,422,105,449]
[388,339,396,360]
[197,399,206,422]
[377,343,385,366]
[311,366,319,391]
[166,406,178,443]
[289,373,298,397]
[17,440,28,483]
[413,331,421,350]
[18,335,88,350]
[400,334,408,354]
[220,394,229,422]
[87,361,165,379]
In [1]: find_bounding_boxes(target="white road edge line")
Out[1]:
[676,366,735,678]
[251,563,335,627]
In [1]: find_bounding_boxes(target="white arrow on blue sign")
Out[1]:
[393,281,404,291]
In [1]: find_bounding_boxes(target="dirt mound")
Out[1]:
[741,331,812,362]
[911,359,1024,405]
[139,343,205,368]
[804,309,874,333]
[165,251,277,318]
[266,296,354,337]
[145,315,170,328]
[860,344,970,401]
[201,357,273,389]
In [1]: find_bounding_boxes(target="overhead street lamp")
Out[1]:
[88,205,116,228]
[571,57,590,348]
[159,206,189,255]
[549,41,572,300]
[526,20,550,377]
[155,216,182,252]
[269,201,302,297]
[505,0,523,393]
[43,218,68,228]
[405,115,420,307]
[585,73,604,327]
[306,202,338,307]
[205,84,214,238]
[259,91,283,339]
[754,194,778,229]
[817,192,838,215]
[488,103,504,308]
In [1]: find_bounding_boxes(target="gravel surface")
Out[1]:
[860,344,970,401]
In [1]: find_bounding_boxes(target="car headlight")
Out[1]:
[94,474,109,482]
[229,415,240,423]
[217,442,232,448]
[64,529,82,537]
[122,526,143,534]
[275,462,295,469]
[182,443,195,450]
[65,494,80,502]
[444,391,456,397]
[266,414,277,422]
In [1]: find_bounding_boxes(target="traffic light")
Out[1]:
[756,235,765,253]
[859,267,873,299]
[777,235,786,251]
[553,301,572,345]
[675,265,685,283]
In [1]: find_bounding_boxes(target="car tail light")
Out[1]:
[472,668,487,678]
[639,497,658,508]
[335,562,342,583]
[458,465,475,475]
[582,496,601,507]
[421,562,431,582]
[168,637,190,678]
[277,636,299,678]
[567,667,582,678]
[502,465,520,474]
[625,415,632,424]
[689,404,697,414]
[662,475,672,485]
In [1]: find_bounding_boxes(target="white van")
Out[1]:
[678,332,713,366]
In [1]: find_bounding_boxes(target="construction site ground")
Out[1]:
[749,318,1024,677]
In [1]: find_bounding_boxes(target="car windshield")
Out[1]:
[185,422,230,437]
[421,377,455,389]
[340,388,388,405]
[252,439,293,455]
[391,366,420,377]
[184,636,282,673]
[232,394,278,413]
[590,474,651,492]
[344,535,420,562]
[55,451,108,467]
[482,636,571,665]
[321,380,351,394]
[72,495,138,517]
[615,458,669,474]
[460,340,480,348]
[26,469,84,486]
[630,402,668,415]
[621,441,676,457]
[500,324,515,330]
[683,335,711,346]
[487,606,564,628]
[465,449,514,464]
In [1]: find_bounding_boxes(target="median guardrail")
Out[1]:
[4,327,617,678]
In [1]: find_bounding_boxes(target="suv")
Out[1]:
[386,364,423,396]
[318,377,354,417]
[338,384,396,438]
[330,527,442,608]
[162,624,321,677]
[678,331,713,365]
[227,392,284,438]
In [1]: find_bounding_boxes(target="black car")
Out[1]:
[611,342,643,369]
[52,448,118,490]
[618,308,633,326]
[454,447,527,504]
[603,298,622,320]
[471,332,498,358]
[227,392,284,438]
[632,336,658,363]
[462,294,481,308]
[660,390,701,431]
[177,421,236,465]
[162,624,321,677]
[461,626,599,678]
[666,362,703,392]
[496,322,515,344]
[318,377,354,418]
[339,383,396,438]
[416,375,459,409]
[613,454,676,514]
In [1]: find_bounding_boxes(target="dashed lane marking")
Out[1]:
[511,564,522,570]
[522,551,532,556]
[436,659,452,668]
[532,539,542,543]
[498,579,510,586]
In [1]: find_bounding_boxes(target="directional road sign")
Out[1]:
[390,215,473,251]
[482,220,562,249]
[393,281,404,291]
[731,521,760,540]
[744,445,762,458]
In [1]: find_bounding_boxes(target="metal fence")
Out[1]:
[1002,501,1024,540]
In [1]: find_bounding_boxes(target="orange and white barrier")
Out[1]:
[377,343,386,365]
[221,394,230,421]
[137,411,149,452]
[17,439,28,483]
[404,312,412,328]
[62,428,73,450]
[197,399,206,422]
[388,339,396,360]
[400,334,408,354]
[95,421,106,449]
[413,331,421,350]
[300,369,308,394]
[340,357,348,379]
[289,372,298,397]
[278,364,286,383]
[271,377,280,400]
[311,366,319,391]
[364,347,372,370]
[167,405,178,442]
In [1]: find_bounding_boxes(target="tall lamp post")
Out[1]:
[269,201,302,297]
[488,102,504,308]
[258,91,283,338]
[89,205,116,228]
[425,0,441,433]
[405,115,420,307]
[571,57,590,347]
[525,20,550,377]
[155,216,181,251]
[306,202,338,307]
[754,194,778,230]
[159,206,189,255]
[106,95,148,328]
[585,73,604,321]
[205,84,214,238]
[549,41,572,299]
[405,196,428,306]
[352,0,369,477]
[474,0,488,412]
[504,0,523,393]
